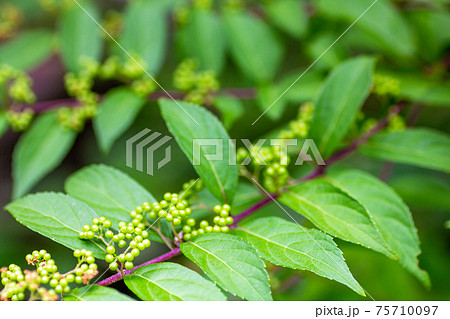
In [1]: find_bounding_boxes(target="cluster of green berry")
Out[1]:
[359,111,406,135]
[183,204,234,241]
[0,3,22,39]
[5,109,34,132]
[79,216,151,272]
[279,102,315,139]
[59,57,102,131]
[99,55,157,98]
[0,64,36,104]
[373,74,401,97]
[237,145,290,193]
[173,59,220,105]
[0,249,97,301]
[386,114,406,132]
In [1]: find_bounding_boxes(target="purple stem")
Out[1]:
[21,88,257,114]
[96,248,181,286]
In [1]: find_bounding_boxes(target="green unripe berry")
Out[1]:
[213,216,220,224]
[105,254,115,263]
[75,276,83,284]
[119,221,126,228]
[173,218,182,226]
[130,241,137,249]
[75,269,83,276]
[125,261,133,270]
[49,279,58,287]
[86,256,95,264]
[89,264,97,270]
[41,276,49,284]
[125,253,134,261]
[106,246,115,254]
[198,229,205,235]
[131,248,140,257]
[223,204,231,212]
[105,230,114,239]
[103,220,112,228]
[219,210,229,218]
[118,233,125,240]
[66,274,74,283]
[199,220,209,228]
[112,235,120,242]
[184,233,192,241]
[187,218,196,226]
[213,225,221,232]
[55,285,63,294]
[226,216,234,225]
[73,250,81,258]
[221,226,229,233]
[143,239,151,248]
[137,243,145,251]
[191,230,198,237]
[118,254,126,263]
[118,240,127,248]
[109,262,118,271]
[44,253,51,261]
[219,218,227,226]
[213,205,222,213]
[205,226,213,233]
[64,286,71,294]
[126,233,133,240]
[182,225,191,233]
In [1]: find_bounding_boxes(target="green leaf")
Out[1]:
[306,33,346,71]
[93,87,145,154]
[281,71,323,104]
[326,170,430,286]
[58,1,103,72]
[235,217,365,295]
[317,0,416,59]
[0,29,54,70]
[310,56,375,158]
[280,179,397,259]
[224,11,283,83]
[265,0,308,39]
[12,112,77,199]
[65,164,155,227]
[159,99,238,204]
[181,233,272,301]
[360,128,450,174]
[213,95,244,129]
[64,285,135,301]
[119,0,171,74]
[178,9,226,74]
[5,193,105,258]
[125,262,226,301]
[0,112,8,139]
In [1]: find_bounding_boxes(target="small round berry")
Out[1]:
[191,230,198,237]
[43,253,51,261]
[118,254,126,263]
[64,286,71,294]
[213,216,220,224]
[219,218,227,226]
[126,233,133,240]
[73,250,81,258]
[223,204,231,212]
[125,261,133,270]
[118,240,127,248]
[205,226,213,233]
[118,221,126,228]
[66,274,74,283]
[55,285,63,294]
[142,231,149,238]
[213,225,221,232]
[173,218,182,226]
[182,225,191,233]
[103,220,112,228]
[89,264,98,270]
[221,226,229,233]
[75,269,83,276]
[105,254,115,263]
[109,262,118,271]
[86,256,95,264]
[142,239,151,248]
[187,218,195,227]
[219,210,229,218]
[92,218,99,225]
[137,243,145,250]
[184,233,192,241]
[75,276,83,284]
[82,225,90,232]
[199,220,209,229]
[226,216,234,225]
[125,253,134,261]
[198,229,205,235]
[130,241,137,249]
[131,248,140,257]
[49,279,58,287]
[213,205,222,213]
[105,230,114,239]
[106,246,115,254]
[112,235,120,242]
